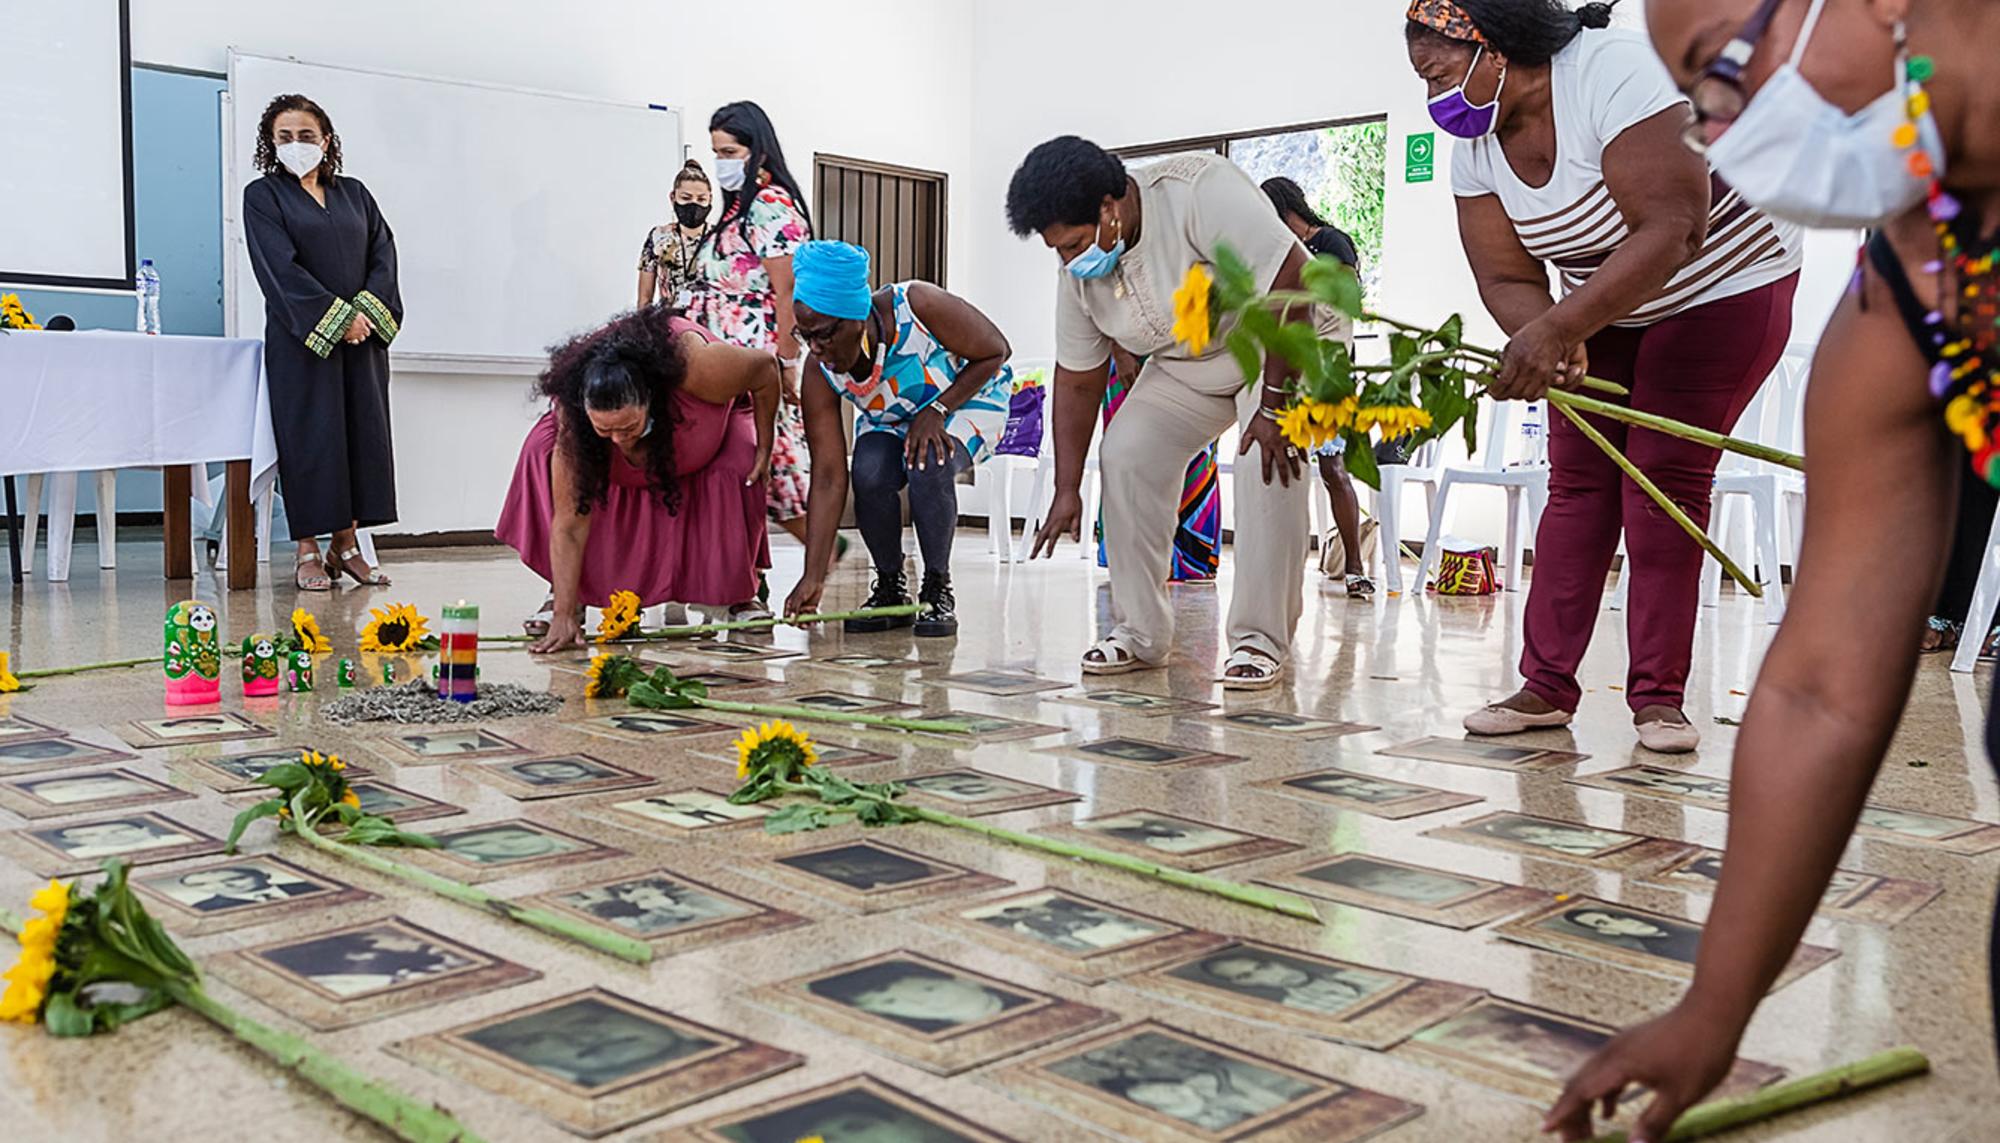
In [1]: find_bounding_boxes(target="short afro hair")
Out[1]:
[1005,135,1127,237]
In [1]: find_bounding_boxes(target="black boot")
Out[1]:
[845,569,914,632]
[914,570,958,638]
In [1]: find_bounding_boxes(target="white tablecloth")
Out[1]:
[0,329,277,483]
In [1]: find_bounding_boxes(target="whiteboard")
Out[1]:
[0,0,132,289]
[224,51,679,362]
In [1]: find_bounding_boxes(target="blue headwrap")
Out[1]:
[792,240,873,321]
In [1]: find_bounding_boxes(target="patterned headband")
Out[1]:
[1407,0,1488,45]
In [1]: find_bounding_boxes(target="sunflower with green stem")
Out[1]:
[735,720,817,780]
[290,607,332,654]
[596,589,642,644]
[358,602,435,653]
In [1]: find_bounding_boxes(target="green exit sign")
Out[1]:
[1405,132,1436,183]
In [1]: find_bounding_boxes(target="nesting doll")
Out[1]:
[286,650,315,693]
[163,600,222,706]
[241,634,281,697]
[336,659,356,688]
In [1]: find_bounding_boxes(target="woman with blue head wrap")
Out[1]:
[786,240,1016,637]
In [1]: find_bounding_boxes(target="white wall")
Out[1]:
[131,0,976,536]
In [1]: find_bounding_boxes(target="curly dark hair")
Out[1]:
[1005,136,1127,236]
[537,308,689,516]
[1405,0,1620,67]
[253,93,342,179]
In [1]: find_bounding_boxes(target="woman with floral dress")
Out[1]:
[678,101,813,614]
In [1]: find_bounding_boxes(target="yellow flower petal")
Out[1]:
[28,880,67,915]
[0,650,18,693]
[1171,263,1215,356]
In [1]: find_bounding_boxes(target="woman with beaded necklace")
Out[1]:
[1546,2,2000,1139]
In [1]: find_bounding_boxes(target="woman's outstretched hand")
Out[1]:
[528,612,587,654]
[1543,1002,1742,1143]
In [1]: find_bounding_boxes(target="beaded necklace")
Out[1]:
[1897,47,2000,485]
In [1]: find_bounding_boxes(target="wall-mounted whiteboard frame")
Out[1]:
[222,49,681,368]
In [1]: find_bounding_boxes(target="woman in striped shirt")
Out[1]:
[1407,0,1801,754]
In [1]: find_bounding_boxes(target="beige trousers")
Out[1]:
[1099,358,1310,665]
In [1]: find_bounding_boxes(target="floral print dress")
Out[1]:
[677,184,812,521]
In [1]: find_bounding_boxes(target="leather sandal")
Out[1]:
[326,546,390,586]
[294,551,332,592]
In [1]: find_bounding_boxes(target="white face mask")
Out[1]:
[276,140,324,178]
[1704,0,1943,229]
[714,157,747,192]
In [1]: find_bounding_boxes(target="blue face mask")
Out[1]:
[1066,216,1124,280]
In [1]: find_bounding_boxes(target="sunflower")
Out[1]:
[291,608,332,654]
[0,880,70,1024]
[1355,404,1433,440]
[1171,263,1215,356]
[0,651,18,694]
[359,603,432,653]
[1275,400,1348,452]
[584,654,612,697]
[596,590,642,644]
[734,720,817,780]
[0,293,40,332]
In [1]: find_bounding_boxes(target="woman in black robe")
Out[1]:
[243,93,401,590]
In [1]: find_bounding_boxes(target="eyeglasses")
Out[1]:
[1682,0,1786,154]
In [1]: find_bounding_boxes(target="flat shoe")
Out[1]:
[1463,703,1574,736]
[1636,718,1700,754]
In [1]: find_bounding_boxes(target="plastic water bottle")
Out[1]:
[135,259,161,334]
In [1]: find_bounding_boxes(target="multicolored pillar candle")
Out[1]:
[163,600,222,706]
[240,635,281,698]
[437,601,480,702]
[286,650,314,693]
[337,659,356,688]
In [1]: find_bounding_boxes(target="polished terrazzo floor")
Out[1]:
[0,529,1995,1142]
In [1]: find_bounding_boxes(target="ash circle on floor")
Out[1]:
[319,680,564,724]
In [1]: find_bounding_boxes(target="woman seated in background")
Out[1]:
[782,241,1014,638]
[1263,175,1374,597]
[496,307,778,651]
[243,92,402,592]
[636,160,712,309]
[1548,0,2000,1138]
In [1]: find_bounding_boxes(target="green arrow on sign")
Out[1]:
[1406,131,1435,184]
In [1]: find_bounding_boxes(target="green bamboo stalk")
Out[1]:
[168,982,487,1143]
[288,808,652,965]
[16,654,156,679]
[693,696,972,736]
[481,604,923,647]
[1552,391,1803,471]
[906,805,1320,921]
[1556,403,1762,597]
[1584,1046,1929,1143]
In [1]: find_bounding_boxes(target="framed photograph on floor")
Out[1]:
[1052,689,1217,718]
[572,711,735,745]
[120,712,274,749]
[897,769,1080,816]
[931,888,1230,984]
[1643,848,1941,928]
[1130,940,1484,1049]
[1493,895,1839,990]
[2,811,224,874]
[998,1021,1422,1142]
[1395,997,1784,1104]
[209,916,536,1030]
[920,670,1069,696]
[134,855,375,935]
[527,870,808,955]
[680,640,803,663]
[599,789,770,832]
[340,781,460,825]
[1565,764,1731,809]
[0,767,192,819]
[751,949,1115,1075]
[1250,769,1481,821]
[1035,810,1298,872]
[1374,736,1587,774]
[780,690,919,715]
[407,820,624,883]
[1420,810,1697,871]
[0,736,141,777]
[1854,804,2000,855]
[1255,853,1552,930]
[702,739,896,768]
[375,728,527,764]
[1035,738,1245,774]
[810,653,930,674]
[759,840,1008,913]
[392,989,801,1137]
[180,748,372,792]
[1201,710,1377,741]
[687,1074,1020,1142]
[473,754,654,801]
[924,711,1069,744]
[0,715,65,745]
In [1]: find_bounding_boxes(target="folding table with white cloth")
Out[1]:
[0,329,277,589]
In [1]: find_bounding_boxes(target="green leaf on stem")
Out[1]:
[225,798,287,853]
[764,803,836,834]
[1224,328,1261,386]
[252,762,310,791]
[1211,245,1258,311]
[1437,314,1463,349]
[1343,434,1381,488]
[1300,255,1364,317]
[627,680,694,711]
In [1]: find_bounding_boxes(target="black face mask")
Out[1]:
[673,201,708,229]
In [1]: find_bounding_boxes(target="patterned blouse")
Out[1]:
[675,184,811,352]
[814,284,1015,464]
[636,224,706,306]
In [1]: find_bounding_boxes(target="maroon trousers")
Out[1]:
[1522,274,1798,713]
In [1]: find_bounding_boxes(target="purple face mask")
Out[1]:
[1428,46,1505,139]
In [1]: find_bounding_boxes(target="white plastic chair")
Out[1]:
[1952,501,2000,674]
[1372,440,1444,594]
[1700,344,1812,623]
[1412,400,1550,592]
[17,470,119,582]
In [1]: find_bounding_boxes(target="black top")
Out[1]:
[1866,231,1941,367]
[243,172,400,349]
[1306,225,1359,269]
